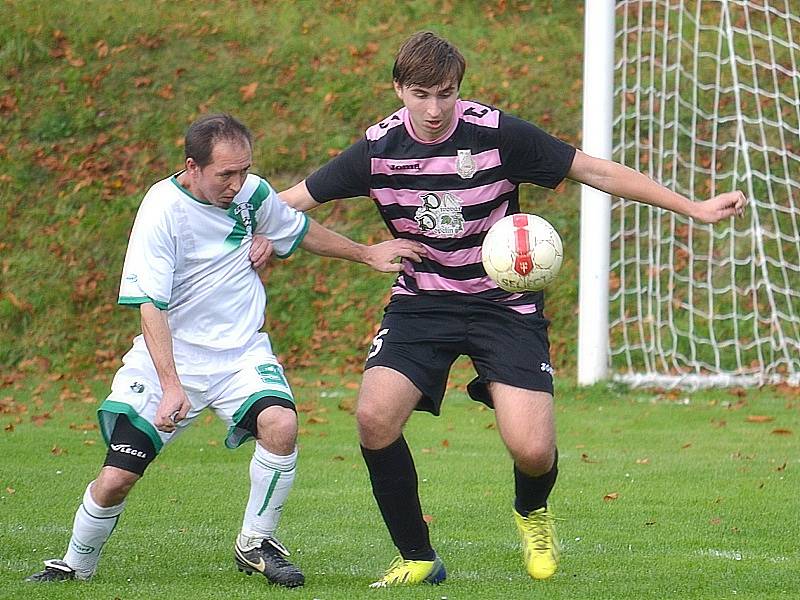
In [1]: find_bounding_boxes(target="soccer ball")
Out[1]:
[481,213,563,292]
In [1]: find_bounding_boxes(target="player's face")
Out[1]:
[186,140,252,209]
[394,80,459,142]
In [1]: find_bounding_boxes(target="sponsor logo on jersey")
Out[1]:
[110,443,148,459]
[414,192,465,237]
[540,362,555,376]
[456,149,477,179]
[389,163,421,171]
[130,381,145,393]
[125,273,138,283]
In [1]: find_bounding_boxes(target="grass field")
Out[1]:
[1,372,798,599]
[2,1,799,599]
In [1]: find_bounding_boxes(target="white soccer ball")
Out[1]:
[481,213,563,292]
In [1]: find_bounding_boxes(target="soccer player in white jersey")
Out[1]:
[279,32,747,586]
[25,114,425,588]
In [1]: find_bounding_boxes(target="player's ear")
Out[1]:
[393,80,403,100]
[185,157,198,175]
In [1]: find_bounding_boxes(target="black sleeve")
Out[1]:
[305,138,371,202]
[500,114,576,189]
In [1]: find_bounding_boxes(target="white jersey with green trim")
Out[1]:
[118,173,308,352]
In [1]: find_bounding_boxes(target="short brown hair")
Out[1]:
[184,113,252,168]
[392,31,466,89]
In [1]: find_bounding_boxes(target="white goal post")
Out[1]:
[578,0,800,388]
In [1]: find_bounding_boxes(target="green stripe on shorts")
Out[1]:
[97,399,164,453]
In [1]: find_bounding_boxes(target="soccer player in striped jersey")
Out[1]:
[25,114,424,588]
[280,32,747,586]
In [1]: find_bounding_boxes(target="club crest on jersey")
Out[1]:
[234,202,254,236]
[456,149,476,179]
[414,192,465,237]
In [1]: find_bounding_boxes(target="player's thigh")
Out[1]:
[467,303,554,406]
[98,348,204,463]
[364,295,463,416]
[492,383,555,472]
[357,366,424,446]
[211,351,296,450]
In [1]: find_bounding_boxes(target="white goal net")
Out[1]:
[598,0,799,388]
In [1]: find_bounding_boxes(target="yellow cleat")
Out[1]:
[368,554,446,588]
[514,507,560,580]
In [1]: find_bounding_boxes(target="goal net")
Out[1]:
[585,0,799,388]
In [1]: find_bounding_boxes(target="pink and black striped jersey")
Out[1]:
[305,99,575,314]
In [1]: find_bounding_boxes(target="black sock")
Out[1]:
[514,448,559,516]
[361,436,435,561]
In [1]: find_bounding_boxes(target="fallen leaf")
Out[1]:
[746,415,774,423]
[332,455,345,461]
[95,40,109,58]
[422,514,434,524]
[581,453,599,463]
[5,487,14,495]
[306,415,328,425]
[603,492,619,502]
[156,84,174,99]
[239,81,258,102]
[771,428,792,435]
[51,446,66,456]
[635,457,650,465]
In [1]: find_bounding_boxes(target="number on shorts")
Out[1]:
[367,328,389,360]
[256,363,287,386]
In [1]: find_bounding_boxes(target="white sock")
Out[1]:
[63,481,125,577]
[239,444,297,548]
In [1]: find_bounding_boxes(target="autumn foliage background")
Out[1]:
[0,1,584,383]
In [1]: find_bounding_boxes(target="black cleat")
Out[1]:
[234,537,304,588]
[26,559,83,582]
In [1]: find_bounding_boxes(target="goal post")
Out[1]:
[578,0,800,389]
[578,0,615,385]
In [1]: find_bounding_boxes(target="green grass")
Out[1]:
[2,2,799,599]
[1,375,798,599]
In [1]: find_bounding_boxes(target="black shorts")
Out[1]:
[364,294,554,415]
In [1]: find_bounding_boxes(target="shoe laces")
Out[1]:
[259,539,293,569]
[521,510,555,552]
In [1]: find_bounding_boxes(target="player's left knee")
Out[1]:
[513,444,555,477]
[255,405,297,453]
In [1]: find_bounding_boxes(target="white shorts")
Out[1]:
[97,332,294,455]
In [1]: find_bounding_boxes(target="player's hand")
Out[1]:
[154,387,191,433]
[693,191,747,224]
[249,235,274,271]
[364,239,427,272]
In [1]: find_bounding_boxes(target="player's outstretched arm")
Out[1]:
[279,181,322,212]
[567,150,747,224]
[299,219,426,272]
